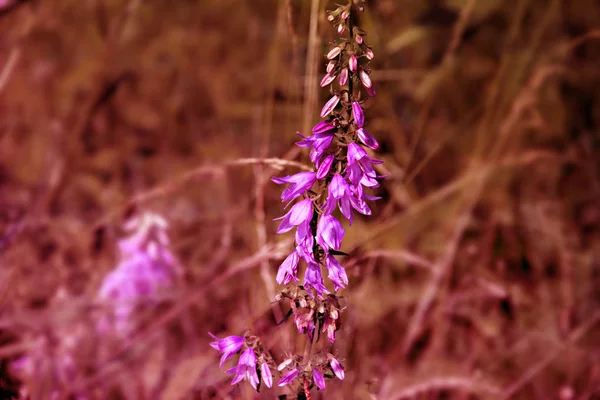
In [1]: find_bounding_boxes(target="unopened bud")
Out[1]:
[327,14,335,22]
[327,46,342,60]
[337,24,345,34]
[299,297,307,308]
[355,35,363,44]
[365,47,374,60]
[326,60,336,74]
[341,9,350,20]
[278,358,293,371]
[320,73,336,87]
[349,55,357,72]
[331,309,339,319]
[359,70,372,88]
[339,68,348,86]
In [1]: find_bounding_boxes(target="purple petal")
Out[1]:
[352,102,364,128]
[349,55,357,72]
[359,70,372,89]
[304,262,329,295]
[261,362,273,388]
[339,68,348,86]
[316,215,344,251]
[278,369,299,386]
[330,357,345,380]
[320,73,336,87]
[320,95,340,118]
[316,155,334,180]
[276,251,300,285]
[313,369,326,390]
[325,254,349,290]
[312,121,335,134]
[357,128,379,149]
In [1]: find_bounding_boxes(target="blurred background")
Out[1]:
[0,0,600,399]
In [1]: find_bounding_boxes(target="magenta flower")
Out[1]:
[275,199,313,233]
[313,369,326,390]
[295,219,315,262]
[316,155,334,180]
[296,131,334,164]
[330,357,345,380]
[324,174,364,225]
[261,362,273,388]
[209,333,244,367]
[272,172,316,202]
[325,254,349,290]
[316,214,344,251]
[227,348,259,389]
[276,251,300,285]
[345,143,382,188]
[278,369,299,386]
[320,95,340,118]
[357,127,379,149]
[304,262,329,295]
[352,102,364,128]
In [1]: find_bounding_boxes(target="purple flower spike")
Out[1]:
[272,172,316,202]
[330,357,345,380]
[316,215,344,251]
[312,121,336,134]
[320,73,336,87]
[276,251,300,285]
[317,155,334,180]
[304,262,329,295]
[349,55,357,72]
[357,128,379,149]
[320,95,340,118]
[227,348,259,389]
[275,199,313,234]
[261,362,273,388]
[209,333,244,367]
[278,369,299,387]
[313,369,326,390]
[325,254,349,290]
[352,102,364,128]
[339,68,348,86]
[359,70,372,89]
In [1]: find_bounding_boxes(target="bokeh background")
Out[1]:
[1,0,600,399]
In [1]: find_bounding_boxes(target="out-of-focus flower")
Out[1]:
[98,213,180,334]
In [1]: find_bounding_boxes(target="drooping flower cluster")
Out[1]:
[272,0,381,298]
[210,333,274,391]
[97,212,180,334]
[209,0,378,396]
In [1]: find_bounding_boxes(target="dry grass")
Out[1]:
[1,0,600,399]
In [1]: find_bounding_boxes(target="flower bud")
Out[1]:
[365,47,374,60]
[299,297,307,308]
[359,70,372,88]
[320,95,340,118]
[327,14,335,21]
[278,358,293,371]
[337,24,345,34]
[327,46,342,60]
[320,73,336,87]
[326,60,336,74]
[349,55,357,72]
[357,128,379,149]
[331,308,339,319]
[355,35,363,44]
[341,9,349,20]
[339,68,348,86]
[352,101,364,127]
